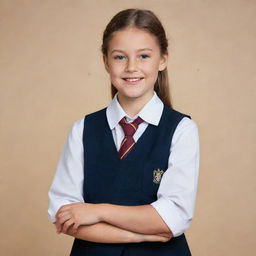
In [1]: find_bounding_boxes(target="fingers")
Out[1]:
[56,211,72,234]
[62,219,75,233]
[71,222,80,234]
[55,203,85,234]
[57,218,80,235]
[56,205,69,214]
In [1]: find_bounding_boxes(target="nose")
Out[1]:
[125,58,138,72]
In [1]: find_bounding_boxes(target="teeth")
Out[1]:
[125,78,141,82]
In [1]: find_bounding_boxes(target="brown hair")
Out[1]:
[101,8,172,108]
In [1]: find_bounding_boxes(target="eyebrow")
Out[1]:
[110,48,153,54]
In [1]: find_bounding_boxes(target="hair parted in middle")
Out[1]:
[101,8,172,108]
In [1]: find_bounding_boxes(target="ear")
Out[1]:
[158,53,168,71]
[103,55,110,73]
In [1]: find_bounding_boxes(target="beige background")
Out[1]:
[0,0,255,255]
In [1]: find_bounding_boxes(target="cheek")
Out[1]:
[144,62,160,76]
[108,63,123,77]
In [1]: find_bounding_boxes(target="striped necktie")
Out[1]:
[119,116,144,160]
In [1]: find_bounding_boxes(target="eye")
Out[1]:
[114,55,126,60]
[140,54,150,59]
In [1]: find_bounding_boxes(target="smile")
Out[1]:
[123,77,144,82]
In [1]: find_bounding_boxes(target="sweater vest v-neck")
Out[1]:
[70,105,192,256]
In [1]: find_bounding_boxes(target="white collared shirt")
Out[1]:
[48,91,200,237]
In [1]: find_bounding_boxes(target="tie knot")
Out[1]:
[119,116,144,137]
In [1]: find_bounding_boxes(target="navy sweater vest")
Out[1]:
[70,105,192,256]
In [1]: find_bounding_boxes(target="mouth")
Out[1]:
[122,77,144,82]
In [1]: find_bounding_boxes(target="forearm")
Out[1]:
[64,222,170,243]
[100,204,173,236]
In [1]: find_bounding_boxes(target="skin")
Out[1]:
[103,27,168,117]
[55,27,173,243]
[55,203,172,243]
[58,220,171,244]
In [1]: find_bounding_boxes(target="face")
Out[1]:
[103,27,168,104]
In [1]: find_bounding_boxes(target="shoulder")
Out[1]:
[69,107,107,138]
[169,106,198,136]
[176,116,198,134]
[162,106,194,130]
[164,106,191,120]
[163,106,199,140]
[172,115,199,147]
[67,117,85,142]
[84,107,107,121]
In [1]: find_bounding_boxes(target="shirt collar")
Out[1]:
[106,91,164,130]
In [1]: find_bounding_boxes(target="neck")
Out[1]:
[117,92,154,118]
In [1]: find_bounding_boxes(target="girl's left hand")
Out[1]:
[55,202,102,234]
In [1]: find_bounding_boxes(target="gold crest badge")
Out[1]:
[153,168,165,184]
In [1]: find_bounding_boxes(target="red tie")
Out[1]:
[119,116,144,160]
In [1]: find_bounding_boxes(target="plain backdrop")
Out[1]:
[0,0,255,255]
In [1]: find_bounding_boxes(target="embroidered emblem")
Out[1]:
[153,169,165,184]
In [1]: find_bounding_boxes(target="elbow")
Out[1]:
[160,222,174,239]
[158,229,173,243]
[171,219,192,238]
[167,230,174,239]
[161,232,173,243]
[164,230,174,241]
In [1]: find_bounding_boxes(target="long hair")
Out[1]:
[101,8,172,108]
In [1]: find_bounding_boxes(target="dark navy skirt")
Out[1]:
[70,233,191,256]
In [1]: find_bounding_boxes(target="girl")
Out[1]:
[48,8,200,256]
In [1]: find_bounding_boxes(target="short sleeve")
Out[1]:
[47,118,85,222]
[150,117,200,236]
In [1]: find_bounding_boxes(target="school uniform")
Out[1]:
[48,91,200,256]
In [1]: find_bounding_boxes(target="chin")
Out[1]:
[119,90,144,98]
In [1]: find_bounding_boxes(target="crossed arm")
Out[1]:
[54,202,173,243]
